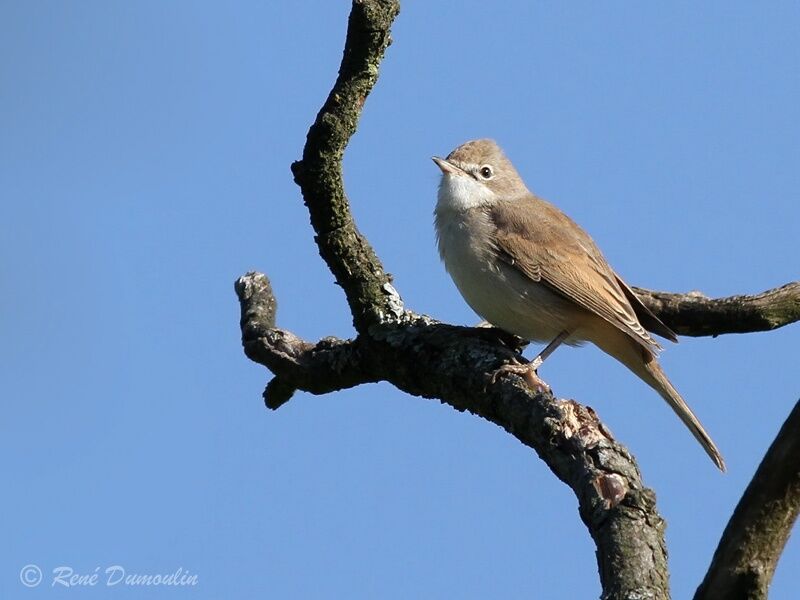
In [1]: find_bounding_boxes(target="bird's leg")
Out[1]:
[530,330,570,370]
[489,331,570,392]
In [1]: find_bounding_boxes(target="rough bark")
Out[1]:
[634,284,800,337]
[236,273,377,409]
[236,271,670,599]
[289,0,402,334]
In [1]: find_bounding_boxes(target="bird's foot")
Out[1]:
[489,360,551,393]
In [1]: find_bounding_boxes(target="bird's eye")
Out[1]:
[479,165,493,179]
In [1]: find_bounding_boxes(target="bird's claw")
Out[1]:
[489,361,551,393]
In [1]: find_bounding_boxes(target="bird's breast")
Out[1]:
[434,208,577,342]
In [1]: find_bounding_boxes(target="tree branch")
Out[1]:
[694,399,800,600]
[240,1,799,598]
[236,270,670,599]
[290,0,403,334]
[634,283,800,338]
[235,272,377,409]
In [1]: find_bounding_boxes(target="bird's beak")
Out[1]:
[432,156,462,175]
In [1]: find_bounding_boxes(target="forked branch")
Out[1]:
[237,1,799,598]
[236,270,670,599]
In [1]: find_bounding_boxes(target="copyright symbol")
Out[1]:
[20,564,42,587]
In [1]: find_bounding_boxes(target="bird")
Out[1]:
[432,138,725,470]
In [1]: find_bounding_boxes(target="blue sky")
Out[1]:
[2,2,798,598]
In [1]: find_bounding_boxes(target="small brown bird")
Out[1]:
[433,139,725,470]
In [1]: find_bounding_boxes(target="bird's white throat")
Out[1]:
[436,173,495,213]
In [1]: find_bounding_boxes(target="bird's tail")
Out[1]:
[641,356,726,471]
[592,328,726,471]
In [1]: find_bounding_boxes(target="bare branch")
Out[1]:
[235,272,377,408]
[248,1,674,595]
[242,1,799,597]
[694,399,800,600]
[290,0,402,334]
[235,270,670,599]
[369,318,671,600]
[634,282,800,337]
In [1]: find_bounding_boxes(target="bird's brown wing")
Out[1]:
[613,275,678,343]
[490,196,662,352]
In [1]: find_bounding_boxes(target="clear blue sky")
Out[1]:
[2,2,798,598]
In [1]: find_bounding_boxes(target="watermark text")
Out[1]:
[19,564,198,588]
